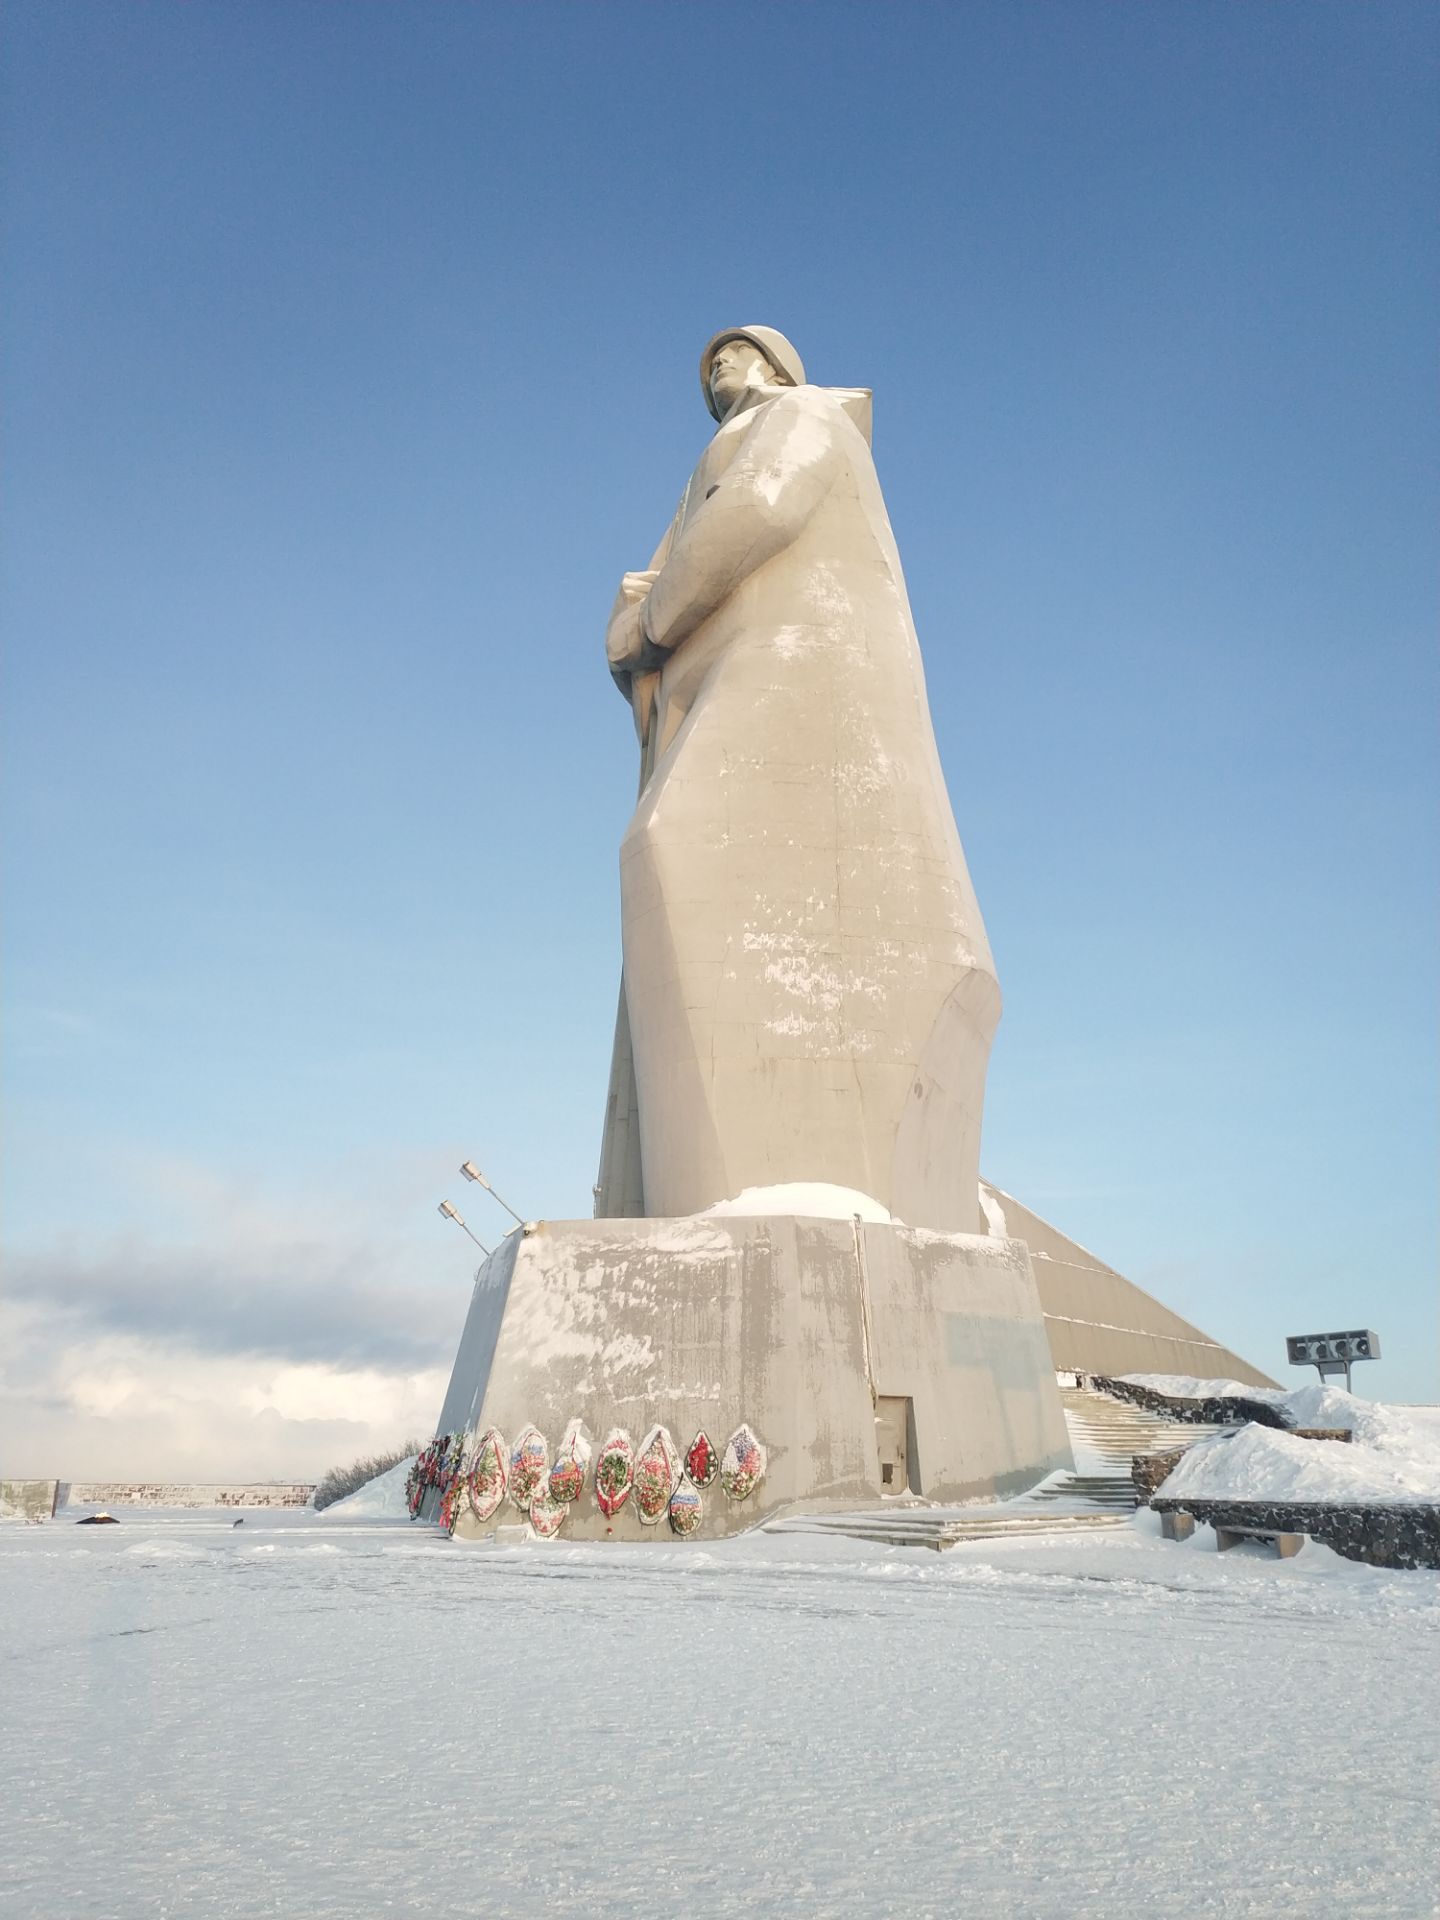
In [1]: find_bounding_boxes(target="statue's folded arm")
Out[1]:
[643,390,844,655]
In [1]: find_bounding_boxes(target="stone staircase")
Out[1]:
[768,1507,1130,1550]
[766,1380,1227,1550]
[1010,1382,1228,1515]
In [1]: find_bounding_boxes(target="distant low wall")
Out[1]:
[62,1483,315,1509]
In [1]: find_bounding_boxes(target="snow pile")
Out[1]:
[317,1454,416,1520]
[700,1182,892,1222]
[1120,1374,1435,1451]
[1161,1406,1440,1507]
[1278,1383,1432,1445]
[1120,1374,1440,1506]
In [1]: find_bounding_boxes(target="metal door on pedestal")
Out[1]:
[876,1395,914,1494]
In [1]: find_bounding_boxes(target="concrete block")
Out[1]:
[435,1215,1072,1541]
[0,1479,58,1520]
[1215,1526,1306,1557]
[1160,1510,1196,1541]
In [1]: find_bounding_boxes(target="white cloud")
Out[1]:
[0,1303,446,1482]
[0,1148,494,1481]
[6,1154,475,1369]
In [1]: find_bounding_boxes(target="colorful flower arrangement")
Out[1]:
[509,1426,548,1508]
[720,1424,766,1501]
[528,1488,566,1538]
[438,1473,470,1536]
[466,1427,508,1522]
[406,1432,462,1518]
[404,1456,426,1518]
[634,1425,680,1525]
[594,1429,634,1518]
[684,1431,718,1489]
[548,1419,590,1505]
[409,1413,768,1535]
[668,1482,703,1537]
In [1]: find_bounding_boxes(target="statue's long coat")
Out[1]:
[598,382,1000,1232]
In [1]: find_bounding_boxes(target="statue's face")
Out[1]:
[708,338,778,416]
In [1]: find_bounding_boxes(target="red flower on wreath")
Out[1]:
[684,1432,717,1489]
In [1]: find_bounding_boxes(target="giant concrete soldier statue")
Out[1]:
[596,326,1000,1233]
[427,325,1263,1539]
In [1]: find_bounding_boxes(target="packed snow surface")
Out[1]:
[700,1182,892,1222]
[4,1506,1437,1918]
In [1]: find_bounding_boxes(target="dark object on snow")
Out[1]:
[232,1517,244,1527]
[76,1512,119,1525]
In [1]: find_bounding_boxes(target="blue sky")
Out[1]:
[3,2,1435,1473]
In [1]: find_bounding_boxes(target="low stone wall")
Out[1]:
[63,1483,315,1509]
[1089,1375,1290,1430]
[1131,1450,1187,1502]
[1149,1495,1440,1571]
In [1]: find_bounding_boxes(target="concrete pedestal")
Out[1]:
[432,1214,1072,1542]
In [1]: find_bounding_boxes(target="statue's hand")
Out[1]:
[606,570,667,711]
[605,597,650,675]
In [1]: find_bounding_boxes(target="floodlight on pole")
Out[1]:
[437,1199,489,1256]
[459,1160,526,1227]
[1284,1328,1379,1395]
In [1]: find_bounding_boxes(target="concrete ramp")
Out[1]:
[982,1183,1275,1388]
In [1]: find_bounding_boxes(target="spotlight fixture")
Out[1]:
[459,1160,527,1226]
[437,1199,489,1256]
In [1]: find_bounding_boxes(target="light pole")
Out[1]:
[437,1199,490,1256]
[459,1160,527,1228]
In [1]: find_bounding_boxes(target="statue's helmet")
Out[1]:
[700,326,806,421]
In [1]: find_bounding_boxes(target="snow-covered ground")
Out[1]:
[4,1505,1437,1918]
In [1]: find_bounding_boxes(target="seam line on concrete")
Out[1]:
[1043,1313,1226,1350]
[851,1217,878,1408]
